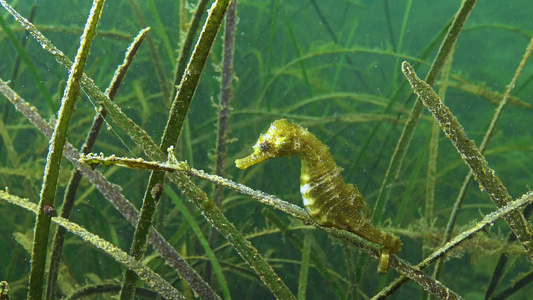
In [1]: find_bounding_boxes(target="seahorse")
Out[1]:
[235,119,402,272]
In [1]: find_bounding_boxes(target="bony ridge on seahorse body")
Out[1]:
[235,119,402,273]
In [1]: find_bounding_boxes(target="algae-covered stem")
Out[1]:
[436,36,533,289]
[169,0,211,103]
[119,0,234,298]
[22,1,105,299]
[401,61,533,260]
[47,27,150,300]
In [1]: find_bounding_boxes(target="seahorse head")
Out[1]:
[235,119,303,169]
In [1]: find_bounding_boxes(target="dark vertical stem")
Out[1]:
[214,0,237,207]
[206,0,237,282]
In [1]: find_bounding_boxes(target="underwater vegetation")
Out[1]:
[1,0,533,299]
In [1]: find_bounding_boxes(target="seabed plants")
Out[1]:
[1,0,533,299]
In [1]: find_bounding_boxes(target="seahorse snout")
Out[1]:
[235,144,276,169]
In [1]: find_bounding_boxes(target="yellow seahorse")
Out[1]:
[235,119,401,272]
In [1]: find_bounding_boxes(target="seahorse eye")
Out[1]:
[259,141,270,152]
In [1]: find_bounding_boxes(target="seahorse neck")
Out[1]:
[296,131,338,182]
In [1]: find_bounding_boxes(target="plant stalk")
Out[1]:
[119,0,233,298]
[402,61,533,259]
[24,1,105,298]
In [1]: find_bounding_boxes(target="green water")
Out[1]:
[1,0,532,299]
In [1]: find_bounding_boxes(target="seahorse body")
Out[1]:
[235,119,402,254]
